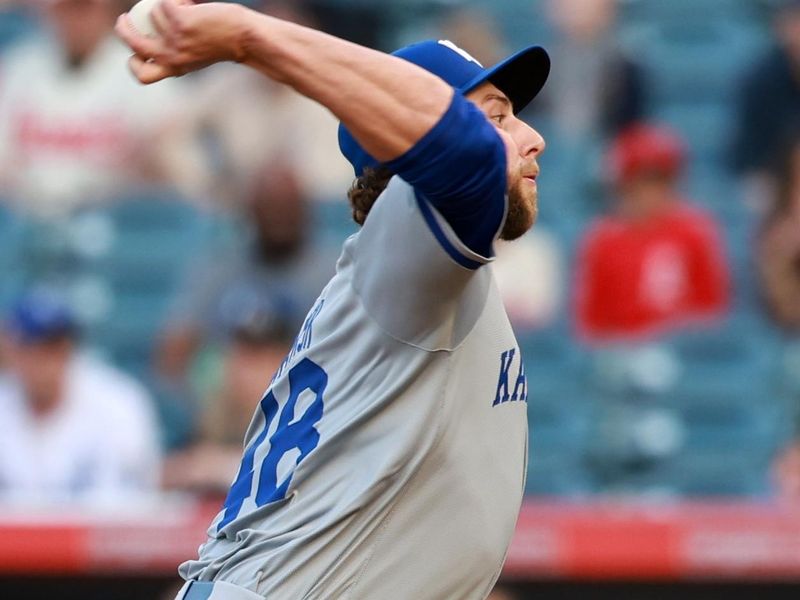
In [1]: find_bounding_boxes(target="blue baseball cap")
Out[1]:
[6,287,76,344]
[338,39,550,176]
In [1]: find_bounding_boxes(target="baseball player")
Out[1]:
[117,2,548,599]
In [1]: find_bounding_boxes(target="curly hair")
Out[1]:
[347,167,394,226]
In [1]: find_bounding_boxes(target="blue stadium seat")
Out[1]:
[528,387,593,454]
[0,203,25,312]
[149,377,197,451]
[532,129,607,222]
[781,341,800,397]
[527,382,595,497]
[666,389,790,453]
[519,324,586,393]
[525,452,594,497]
[522,329,595,496]
[585,396,776,497]
[0,8,37,50]
[583,320,789,496]
[683,167,745,217]
[54,191,215,447]
[662,317,780,396]
[66,189,212,372]
[587,342,683,398]
[720,215,760,311]
[622,0,761,26]
[313,199,357,244]
[605,450,773,497]
[478,0,555,51]
[653,102,734,166]
[78,189,210,271]
[622,20,767,105]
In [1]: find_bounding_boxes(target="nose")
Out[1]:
[513,118,546,159]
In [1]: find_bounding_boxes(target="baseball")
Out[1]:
[128,0,161,38]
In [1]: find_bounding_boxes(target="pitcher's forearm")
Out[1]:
[117,1,453,162]
[239,13,453,163]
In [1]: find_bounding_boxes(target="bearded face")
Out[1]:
[499,170,538,241]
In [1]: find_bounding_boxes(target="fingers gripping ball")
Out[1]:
[128,0,161,38]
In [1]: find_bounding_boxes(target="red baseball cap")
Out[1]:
[607,123,686,184]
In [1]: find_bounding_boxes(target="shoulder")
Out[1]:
[363,175,418,221]
[355,175,421,250]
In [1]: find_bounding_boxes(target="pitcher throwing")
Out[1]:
[117,2,549,598]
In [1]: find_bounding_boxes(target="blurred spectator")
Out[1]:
[158,0,352,207]
[537,0,646,141]
[438,6,505,66]
[305,0,385,50]
[0,287,160,504]
[493,232,564,331]
[575,124,729,343]
[756,134,800,501]
[162,300,292,495]
[730,0,800,210]
[757,135,800,330]
[157,161,336,393]
[0,0,184,217]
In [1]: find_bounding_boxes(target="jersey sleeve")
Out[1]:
[352,175,494,352]
[349,93,510,350]
[384,91,509,261]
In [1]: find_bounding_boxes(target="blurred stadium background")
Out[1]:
[0,0,799,598]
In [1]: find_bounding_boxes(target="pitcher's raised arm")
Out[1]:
[116,0,453,165]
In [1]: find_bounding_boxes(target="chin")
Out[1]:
[499,186,537,241]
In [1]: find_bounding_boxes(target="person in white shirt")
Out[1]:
[0,287,161,504]
[155,1,353,207]
[0,0,184,217]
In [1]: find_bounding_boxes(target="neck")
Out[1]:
[62,34,108,71]
[27,386,64,419]
[255,237,304,263]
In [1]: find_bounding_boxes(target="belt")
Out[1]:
[178,580,265,600]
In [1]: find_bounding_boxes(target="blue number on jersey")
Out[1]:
[218,358,327,530]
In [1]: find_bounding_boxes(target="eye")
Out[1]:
[490,114,506,126]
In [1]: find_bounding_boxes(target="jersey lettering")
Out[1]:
[493,348,527,406]
[493,349,516,406]
[510,360,527,402]
[218,358,328,530]
[272,299,325,385]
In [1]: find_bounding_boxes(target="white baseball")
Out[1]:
[128,0,161,38]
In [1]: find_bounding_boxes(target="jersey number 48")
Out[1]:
[217,358,327,530]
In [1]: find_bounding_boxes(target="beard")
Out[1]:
[499,177,537,241]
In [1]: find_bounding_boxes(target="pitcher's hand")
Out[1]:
[116,0,252,84]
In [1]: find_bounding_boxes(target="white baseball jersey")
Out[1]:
[180,173,530,598]
[0,353,160,503]
[0,34,183,217]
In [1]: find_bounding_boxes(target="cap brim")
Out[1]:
[461,46,550,114]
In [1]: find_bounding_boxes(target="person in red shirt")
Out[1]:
[575,123,730,343]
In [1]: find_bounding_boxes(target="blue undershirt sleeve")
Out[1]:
[384,92,508,263]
